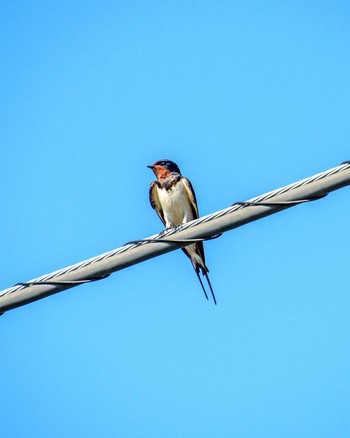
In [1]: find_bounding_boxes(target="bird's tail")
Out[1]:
[190,253,217,305]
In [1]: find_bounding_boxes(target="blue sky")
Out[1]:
[1,1,350,437]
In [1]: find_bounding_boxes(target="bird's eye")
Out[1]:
[160,161,166,166]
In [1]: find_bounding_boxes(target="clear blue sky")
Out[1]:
[1,1,350,437]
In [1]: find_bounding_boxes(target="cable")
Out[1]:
[0,161,349,313]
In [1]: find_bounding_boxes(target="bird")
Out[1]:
[147,159,217,304]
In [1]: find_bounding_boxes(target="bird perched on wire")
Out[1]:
[147,159,216,304]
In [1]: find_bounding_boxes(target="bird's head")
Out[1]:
[147,159,181,179]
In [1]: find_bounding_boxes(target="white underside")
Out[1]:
[155,180,206,271]
[157,181,195,228]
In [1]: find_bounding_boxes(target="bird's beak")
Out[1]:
[147,165,154,169]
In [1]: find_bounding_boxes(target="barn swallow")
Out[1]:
[147,159,217,304]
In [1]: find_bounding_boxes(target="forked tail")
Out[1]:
[193,262,217,305]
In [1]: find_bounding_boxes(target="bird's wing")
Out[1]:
[181,177,206,265]
[149,181,166,226]
[181,177,199,219]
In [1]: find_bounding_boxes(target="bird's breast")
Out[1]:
[157,181,194,227]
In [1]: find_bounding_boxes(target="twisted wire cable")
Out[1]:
[0,161,349,303]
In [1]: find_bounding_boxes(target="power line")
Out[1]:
[1,161,349,314]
